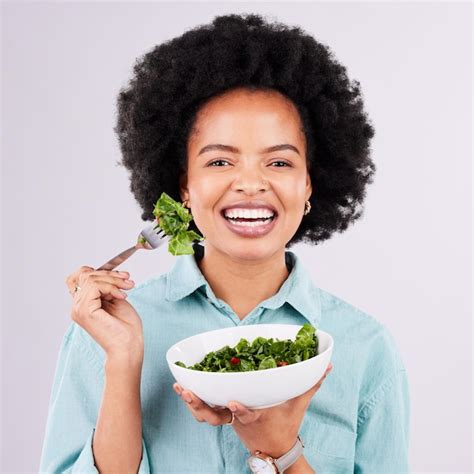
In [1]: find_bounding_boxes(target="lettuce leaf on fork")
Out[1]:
[138,192,205,256]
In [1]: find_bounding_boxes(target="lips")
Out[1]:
[220,210,278,238]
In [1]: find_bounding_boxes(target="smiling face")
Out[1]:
[180,87,312,261]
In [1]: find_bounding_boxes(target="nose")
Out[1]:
[231,165,270,194]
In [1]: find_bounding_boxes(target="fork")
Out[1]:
[96,222,168,271]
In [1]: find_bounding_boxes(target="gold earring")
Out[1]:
[182,200,189,208]
[304,200,311,215]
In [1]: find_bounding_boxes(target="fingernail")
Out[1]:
[229,403,237,412]
[183,392,192,403]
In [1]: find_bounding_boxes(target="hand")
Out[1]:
[173,362,333,458]
[65,266,144,362]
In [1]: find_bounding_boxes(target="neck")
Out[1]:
[197,244,290,320]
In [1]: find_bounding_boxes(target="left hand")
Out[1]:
[173,362,333,458]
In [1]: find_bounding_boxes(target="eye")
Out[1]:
[207,159,291,167]
[270,161,291,167]
[208,160,230,167]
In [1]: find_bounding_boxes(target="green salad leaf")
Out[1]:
[174,323,319,372]
[151,192,205,256]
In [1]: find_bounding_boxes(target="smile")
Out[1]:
[220,211,278,237]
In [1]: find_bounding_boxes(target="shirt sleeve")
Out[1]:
[39,322,150,473]
[354,367,411,473]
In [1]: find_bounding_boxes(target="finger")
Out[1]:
[94,280,132,301]
[66,268,130,290]
[74,281,129,312]
[177,388,232,426]
[323,362,333,378]
[173,383,183,395]
[310,364,333,391]
[66,266,95,295]
[76,275,135,303]
[292,363,333,408]
[93,277,136,293]
[66,268,130,296]
[227,401,260,424]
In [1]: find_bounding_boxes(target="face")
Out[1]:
[180,87,312,261]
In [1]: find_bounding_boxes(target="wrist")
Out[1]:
[248,436,296,460]
[105,353,143,374]
[284,455,313,474]
[248,436,308,474]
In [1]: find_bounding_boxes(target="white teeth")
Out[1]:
[226,217,273,227]
[224,208,275,219]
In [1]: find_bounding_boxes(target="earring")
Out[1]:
[182,200,189,209]
[304,200,311,216]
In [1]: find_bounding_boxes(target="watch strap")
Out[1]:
[273,435,304,473]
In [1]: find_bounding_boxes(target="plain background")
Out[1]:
[1,1,472,472]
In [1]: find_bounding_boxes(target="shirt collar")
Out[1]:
[165,243,321,328]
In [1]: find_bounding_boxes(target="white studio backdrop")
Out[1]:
[1,2,472,473]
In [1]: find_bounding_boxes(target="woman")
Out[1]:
[40,13,410,474]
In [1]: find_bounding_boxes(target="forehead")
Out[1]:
[188,88,305,146]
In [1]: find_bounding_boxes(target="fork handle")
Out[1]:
[97,245,139,271]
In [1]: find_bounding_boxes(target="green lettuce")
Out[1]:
[148,192,204,256]
[174,323,319,372]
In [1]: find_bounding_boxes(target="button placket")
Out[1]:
[239,307,265,325]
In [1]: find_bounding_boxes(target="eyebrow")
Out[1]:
[197,143,301,156]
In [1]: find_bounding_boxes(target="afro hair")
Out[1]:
[114,13,376,247]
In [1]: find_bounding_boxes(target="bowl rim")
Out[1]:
[166,324,334,376]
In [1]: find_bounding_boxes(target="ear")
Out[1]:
[179,170,189,202]
[305,171,312,201]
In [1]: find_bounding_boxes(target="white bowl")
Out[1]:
[166,324,333,409]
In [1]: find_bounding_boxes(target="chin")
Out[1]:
[220,241,283,262]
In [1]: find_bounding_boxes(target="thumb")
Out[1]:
[297,362,333,405]
[227,401,260,424]
[310,362,333,393]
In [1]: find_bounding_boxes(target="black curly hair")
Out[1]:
[114,13,376,247]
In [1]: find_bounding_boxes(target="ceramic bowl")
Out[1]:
[166,324,333,409]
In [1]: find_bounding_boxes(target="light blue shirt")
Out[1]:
[40,244,410,473]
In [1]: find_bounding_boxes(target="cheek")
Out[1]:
[274,178,307,209]
[187,175,228,231]
[189,175,225,206]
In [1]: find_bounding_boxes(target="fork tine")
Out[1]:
[151,225,166,238]
[140,222,169,249]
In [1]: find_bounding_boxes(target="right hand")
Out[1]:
[65,266,144,363]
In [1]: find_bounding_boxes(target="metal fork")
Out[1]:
[96,222,168,271]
